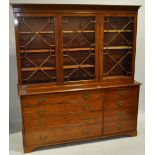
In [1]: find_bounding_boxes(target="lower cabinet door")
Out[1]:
[24,123,102,146]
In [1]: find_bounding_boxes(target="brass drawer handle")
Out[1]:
[39,135,47,140]
[37,98,45,103]
[83,117,91,122]
[38,109,47,117]
[117,111,125,117]
[82,129,91,135]
[116,124,123,130]
[83,92,90,99]
[117,101,124,107]
[118,90,127,96]
[83,104,90,110]
[39,120,46,127]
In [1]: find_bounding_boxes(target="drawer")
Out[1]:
[104,86,139,102]
[24,111,102,131]
[22,90,102,107]
[104,119,136,135]
[104,108,137,122]
[104,97,138,110]
[24,123,102,146]
[23,100,103,119]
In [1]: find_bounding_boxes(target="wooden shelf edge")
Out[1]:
[104,30,133,33]
[21,67,56,72]
[103,46,132,50]
[19,30,95,34]
[20,49,55,53]
[63,47,95,52]
[63,64,95,69]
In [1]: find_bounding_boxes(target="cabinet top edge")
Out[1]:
[11,4,141,13]
[18,81,141,96]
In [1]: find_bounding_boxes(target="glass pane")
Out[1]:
[62,16,96,82]
[103,17,134,78]
[18,17,56,84]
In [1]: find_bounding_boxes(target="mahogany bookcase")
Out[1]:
[12,4,141,153]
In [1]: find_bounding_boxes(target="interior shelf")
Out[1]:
[62,30,95,33]
[19,30,95,34]
[21,67,56,72]
[63,47,95,52]
[103,46,132,50]
[19,31,55,34]
[63,64,95,69]
[104,30,133,33]
[20,49,55,53]
[20,45,55,49]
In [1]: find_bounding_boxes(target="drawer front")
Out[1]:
[104,97,138,110]
[24,111,102,131]
[104,108,137,122]
[22,90,102,107]
[23,100,103,119]
[104,86,139,107]
[24,123,102,146]
[104,119,136,135]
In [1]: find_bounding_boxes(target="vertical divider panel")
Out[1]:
[55,14,64,85]
[99,14,104,82]
[95,15,101,82]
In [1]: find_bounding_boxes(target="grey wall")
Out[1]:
[9,0,145,133]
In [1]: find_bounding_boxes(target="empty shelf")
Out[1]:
[22,67,55,72]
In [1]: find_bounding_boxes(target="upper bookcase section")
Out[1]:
[12,4,140,14]
[12,4,141,89]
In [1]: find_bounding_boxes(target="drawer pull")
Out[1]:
[83,104,90,110]
[38,109,47,117]
[116,124,123,130]
[117,112,125,117]
[83,117,91,122]
[39,120,46,127]
[82,129,91,135]
[38,98,45,103]
[83,92,90,99]
[118,90,127,96]
[39,135,47,141]
[117,101,124,107]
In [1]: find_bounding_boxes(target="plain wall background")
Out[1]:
[9,0,145,133]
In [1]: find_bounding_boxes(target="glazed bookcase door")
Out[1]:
[62,16,96,82]
[102,16,135,79]
[18,16,56,84]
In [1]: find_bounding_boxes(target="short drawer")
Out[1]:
[104,108,137,122]
[24,111,102,131]
[104,86,139,101]
[104,119,136,135]
[24,123,102,146]
[104,97,138,110]
[21,90,102,108]
[23,100,103,119]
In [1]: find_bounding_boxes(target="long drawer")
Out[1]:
[21,90,102,108]
[24,123,102,146]
[23,100,103,119]
[23,111,102,131]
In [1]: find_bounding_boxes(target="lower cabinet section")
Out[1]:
[21,84,140,153]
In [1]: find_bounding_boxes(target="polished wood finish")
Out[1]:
[12,4,141,153]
